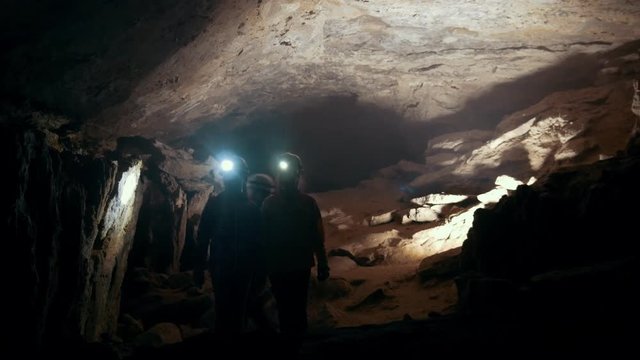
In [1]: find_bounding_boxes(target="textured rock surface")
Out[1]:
[462,153,640,281]
[130,172,188,273]
[3,1,639,142]
[121,268,213,328]
[409,65,640,195]
[116,136,215,272]
[411,194,469,206]
[405,207,439,223]
[476,187,509,204]
[458,151,640,320]
[3,0,640,351]
[4,125,144,345]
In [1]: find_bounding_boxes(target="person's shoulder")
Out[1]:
[300,193,319,207]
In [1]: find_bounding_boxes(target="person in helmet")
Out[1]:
[247,173,276,208]
[261,152,330,343]
[194,155,261,334]
[245,173,278,332]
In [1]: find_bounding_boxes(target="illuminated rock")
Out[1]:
[431,204,446,214]
[406,207,439,223]
[368,210,396,226]
[494,175,523,191]
[427,130,494,153]
[328,256,358,273]
[411,204,485,258]
[477,188,509,204]
[411,194,469,206]
[323,207,355,228]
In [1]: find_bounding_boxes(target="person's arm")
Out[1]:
[310,198,330,281]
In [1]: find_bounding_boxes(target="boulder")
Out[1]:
[461,153,640,282]
[477,188,509,204]
[135,323,182,347]
[406,207,439,223]
[368,210,396,226]
[430,204,446,214]
[494,175,524,191]
[417,249,462,283]
[411,204,485,259]
[340,230,404,265]
[328,256,358,273]
[411,194,469,206]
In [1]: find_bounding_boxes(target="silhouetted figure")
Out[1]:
[194,155,260,334]
[246,173,277,332]
[262,153,330,350]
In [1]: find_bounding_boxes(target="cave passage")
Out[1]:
[188,95,417,192]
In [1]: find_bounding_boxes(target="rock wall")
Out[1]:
[3,1,639,142]
[412,42,640,195]
[130,172,188,273]
[120,137,215,273]
[4,124,144,346]
[458,149,640,318]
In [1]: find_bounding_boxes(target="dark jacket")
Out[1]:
[261,191,328,274]
[196,191,261,273]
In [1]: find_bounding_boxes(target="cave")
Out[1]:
[3,0,640,358]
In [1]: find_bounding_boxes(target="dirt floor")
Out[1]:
[308,177,459,329]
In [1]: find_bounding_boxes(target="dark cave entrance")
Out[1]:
[185,95,420,192]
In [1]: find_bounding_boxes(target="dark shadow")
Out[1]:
[433,52,601,129]
[403,41,640,153]
[185,95,414,192]
[0,0,221,118]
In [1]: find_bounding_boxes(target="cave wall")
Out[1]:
[118,136,215,274]
[4,124,144,346]
[458,142,640,318]
[129,172,188,273]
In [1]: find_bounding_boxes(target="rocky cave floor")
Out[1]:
[5,2,640,356]
[59,141,640,359]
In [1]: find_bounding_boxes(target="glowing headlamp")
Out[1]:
[278,160,289,171]
[220,159,235,172]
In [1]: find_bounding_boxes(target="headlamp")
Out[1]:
[278,160,289,171]
[220,159,235,172]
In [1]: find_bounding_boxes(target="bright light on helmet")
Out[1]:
[220,159,235,172]
[278,160,289,171]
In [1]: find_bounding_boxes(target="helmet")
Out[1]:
[247,173,275,192]
[277,152,303,175]
[218,154,249,179]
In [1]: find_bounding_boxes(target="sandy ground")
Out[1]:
[308,178,459,329]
